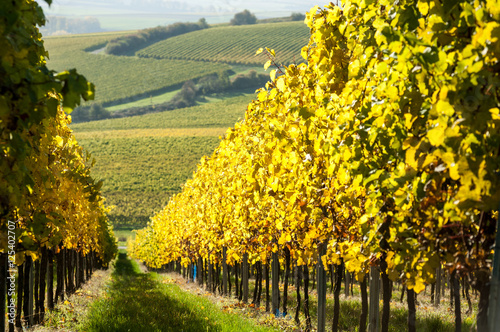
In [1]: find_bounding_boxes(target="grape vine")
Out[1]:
[1,0,116,271]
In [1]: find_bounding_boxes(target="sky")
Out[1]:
[37,0,325,30]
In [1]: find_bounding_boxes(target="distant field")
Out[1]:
[76,127,229,139]
[44,34,231,105]
[77,135,220,225]
[105,68,262,112]
[106,90,180,112]
[43,22,308,108]
[72,94,253,131]
[72,95,253,226]
[137,21,309,65]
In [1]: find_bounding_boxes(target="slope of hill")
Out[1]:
[44,33,231,105]
[44,20,308,111]
[137,21,309,65]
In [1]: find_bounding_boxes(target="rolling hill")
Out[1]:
[44,33,231,106]
[137,21,309,65]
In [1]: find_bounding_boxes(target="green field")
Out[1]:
[137,21,309,65]
[105,69,262,112]
[73,94,252,131]
[43,21,308,109]
[44,33,231,105]
[106,89,180,112]
[72,95,253,226]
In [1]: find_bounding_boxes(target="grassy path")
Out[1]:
[82,253,276,332]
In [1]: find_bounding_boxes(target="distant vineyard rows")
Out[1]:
[137,22,310,66]
[44,34,231,105]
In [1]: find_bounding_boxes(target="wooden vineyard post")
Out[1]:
[211,263,216,293]
[223,247,228,296]
[228,260,232,296]
[255,262,262,307]
[332,260,344,332]
[452,271,461,332]
[34,259,39,324]
[85,253,90,281]
[345,270,351,297]
[75,252,80,289]
[264,261,270,311]
[242,253,249,303]
[360,275,368,332]
[55,249,64,303]
[207,259,212,291]
[317,242,327,332]
[294,264,301,325]
[283,247,290,315]
[38,247,48,322]
[29,257,34,327]
[272,251,279,316]
[234,263,239,299]
[368,266,380,332]
[380,255,391,332]
[90,250,94,275]
[16,264,23,329]
[435,266,441,307]
[79,251,85,286]
[47,249,54,310]
[407,287,416,332]
[66,249,74,295]
[23,256,33,328]
[303,265,311,331]
[63,249,67,300]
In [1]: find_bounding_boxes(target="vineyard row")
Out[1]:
[1,1,118,329]
[131,1,500,331]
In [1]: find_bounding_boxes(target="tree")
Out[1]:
[198,18,209,29]
[291,12,305,21]
[230,10,257,26]
[89,104,110,121]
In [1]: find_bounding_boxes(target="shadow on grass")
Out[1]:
[83,253,218,332]
[260,282,474,332]
[314,295,473,332]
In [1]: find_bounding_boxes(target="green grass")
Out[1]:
[137,21,309,66]
[82,253,277,332]
[44,34,231,105]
